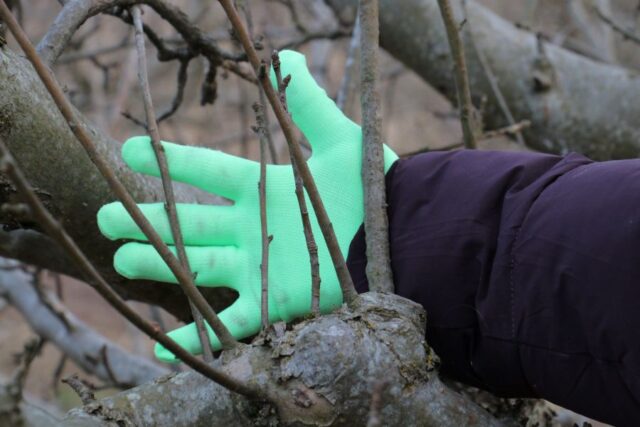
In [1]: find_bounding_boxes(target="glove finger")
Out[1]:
[154,298,260,362]
[114,242,246,288]
[122,136,257,201]
[269,50,361,157]
[97,202,238,246]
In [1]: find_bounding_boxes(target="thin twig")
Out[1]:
[131,5,216,363]
[401,120,531,157]
[217,0,358,304]
[358,0,394,293]
[0,3,260,399]
[62,374,96,405]
[252,101,272,329]
[272,52,321,315]
[465,21,525,147]
[437,0,478,149]
[239,0,279,163]
[157,58,190,123]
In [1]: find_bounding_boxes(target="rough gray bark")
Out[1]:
[327,0,640,160]
[0,47,236,320]
[0,259,169,387]
[61,293,501,427]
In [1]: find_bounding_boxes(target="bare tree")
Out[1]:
[0,0,627,425]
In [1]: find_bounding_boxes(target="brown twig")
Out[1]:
[0,3,260,398]
[401,120,531,158]
[481,120,531,140]
[252,101,272,329]
[437,0,479,149]
[62,374,96,405]
[131,5,218,362]
[157,58,190,123]
[272,51,321,315]
[238,0,279,163]
[217,0,358,304]
[358,0,394,294]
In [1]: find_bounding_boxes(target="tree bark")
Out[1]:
[0,46,235,320]
[61,293,501,426]
[0,259,169,387]
[327,0,640,160]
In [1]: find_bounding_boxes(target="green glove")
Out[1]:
[97,50,398,362]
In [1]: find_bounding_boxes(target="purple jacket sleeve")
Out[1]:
[346,150,640,427]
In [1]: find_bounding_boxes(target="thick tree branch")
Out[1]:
[0,259,169,387]
[326,0,640,160]
[61,293,501,427]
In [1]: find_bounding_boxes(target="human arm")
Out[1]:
[347,149,640,427]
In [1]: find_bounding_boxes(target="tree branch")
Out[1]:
[271,52,322,315]
[359,0,394,293]
[326,0,640,160]
[437,0,478,149]
[252,101,272,329]
[0,261,169,386]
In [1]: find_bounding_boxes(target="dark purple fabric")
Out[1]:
[347,150,640,426]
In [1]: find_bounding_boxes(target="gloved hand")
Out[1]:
[97,50,398,362]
